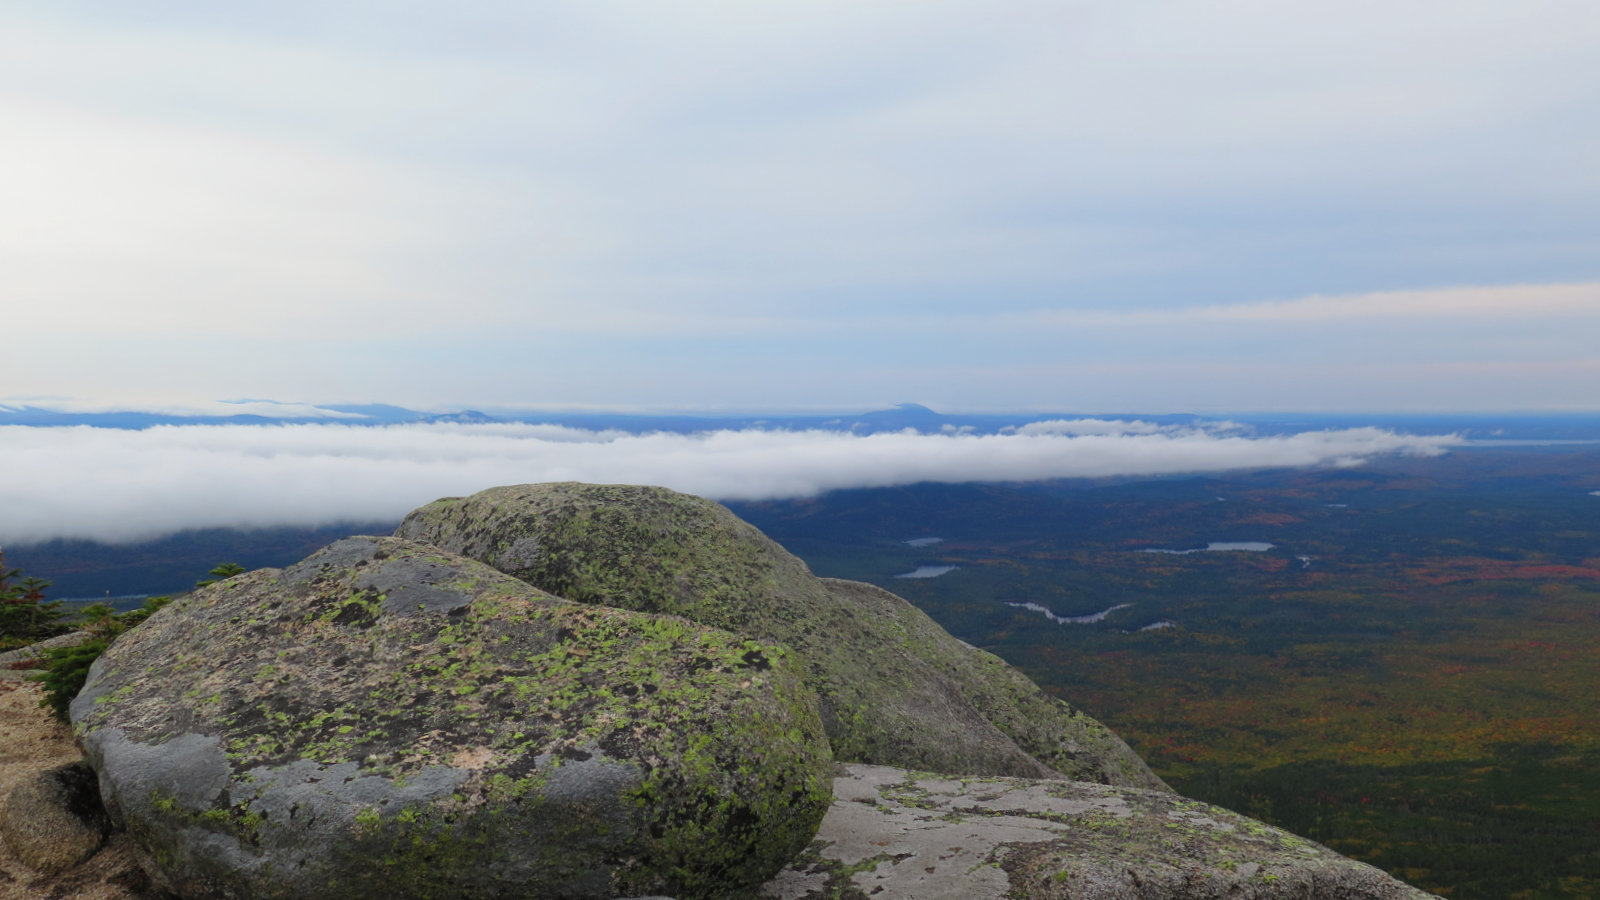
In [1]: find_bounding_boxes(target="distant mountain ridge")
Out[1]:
[6,400,1600,439]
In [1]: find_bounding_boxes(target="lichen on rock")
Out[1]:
[71,536,832,900]
[396,483,1166,789]
[760,764,1441,900]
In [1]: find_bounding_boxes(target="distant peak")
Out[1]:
[422,409,502,424]
[855,403,944,426]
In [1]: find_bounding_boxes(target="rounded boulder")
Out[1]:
[397,483,1166,789]
[70,537,832,900]
[0,761,109,874]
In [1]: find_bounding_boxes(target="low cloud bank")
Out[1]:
[0,422,1460,544]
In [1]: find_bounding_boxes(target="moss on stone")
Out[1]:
[73,536,832,900]
[397,483,1166,789]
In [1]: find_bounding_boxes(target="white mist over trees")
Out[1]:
[0,422,1458,543]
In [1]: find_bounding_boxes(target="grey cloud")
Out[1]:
[2,2,1598,417]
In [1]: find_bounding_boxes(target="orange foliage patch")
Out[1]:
[1406,558,1600,585]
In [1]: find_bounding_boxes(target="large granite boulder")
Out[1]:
[761,764,1441,899]
[70,536,831,900]
[395,483,1165,790]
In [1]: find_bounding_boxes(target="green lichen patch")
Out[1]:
[397,483,1165,789]
[73,536,832,900]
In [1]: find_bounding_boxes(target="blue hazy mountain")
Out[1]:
[4,399,1600,439]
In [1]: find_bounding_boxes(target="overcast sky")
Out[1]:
[4,1,1599,413]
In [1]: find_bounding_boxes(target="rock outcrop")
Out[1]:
[0,631,94,683]
[396,483,1165,790]
[762,764,1437,899]
[43,482,1441,900]
[70,536,831,900]
[0,761,109,875]
[0,680,148,900]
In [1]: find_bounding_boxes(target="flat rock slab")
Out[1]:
[762,764,1440,900]
[0,633,93,683]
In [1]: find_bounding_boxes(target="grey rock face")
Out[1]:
[762,764,1441,900]
[397,483,1166,790]
[0,631,94,682]
[0,761,110,874]
[71,536,832,900]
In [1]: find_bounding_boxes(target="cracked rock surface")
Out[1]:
[761,764,1441,900]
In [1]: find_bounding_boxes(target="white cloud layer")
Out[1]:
[0,422,1459,544]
